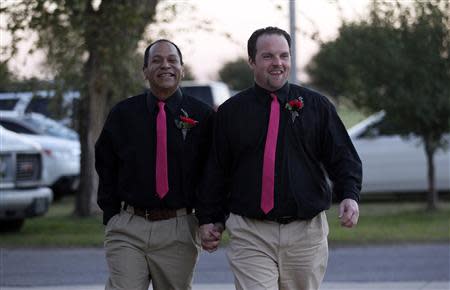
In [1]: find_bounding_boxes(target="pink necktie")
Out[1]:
[156,101,169,198]
[261,93,280,214]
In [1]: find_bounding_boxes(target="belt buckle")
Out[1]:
[277,216,294,224]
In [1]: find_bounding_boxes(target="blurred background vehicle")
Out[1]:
[0,111,80,200]
[0,126,53,232]
[0,111,79,140]
[0,90,79,127]
[181,81,231,110]
[348,111,450,194]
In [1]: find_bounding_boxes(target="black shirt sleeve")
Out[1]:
[196,108,231,225]
[319,97,362,202]
[95,111,121,225]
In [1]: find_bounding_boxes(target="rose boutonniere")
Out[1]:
[285,97,304,122]
[175,108,198,140]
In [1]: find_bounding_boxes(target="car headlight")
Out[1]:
[44,149,78,160]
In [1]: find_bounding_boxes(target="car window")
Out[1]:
[181,86,214,107]
[359,119,399,139]
[0,120,37,135]
[26,97,51,116]
[24,115,79,140]
[0,99,19,110]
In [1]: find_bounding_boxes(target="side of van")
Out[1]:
[181,81,231,110]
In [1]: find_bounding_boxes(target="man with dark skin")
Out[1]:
[96,39,214,290]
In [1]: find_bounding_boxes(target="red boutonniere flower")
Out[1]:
[285,97,304,122]
[179,116,198,127]
[175,109,198,139]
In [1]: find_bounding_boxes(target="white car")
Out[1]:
[181,81,231,110]
[0,126,53,231]
[0,112,80,199]
[348,111,450,193]
[0,90,79,126]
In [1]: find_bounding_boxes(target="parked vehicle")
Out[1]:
[181,81,231,109]
[0,126,53,232]
[348,111,450,193]
[0,111,79,140]
[0,112,80,199]
[0,90,79,126]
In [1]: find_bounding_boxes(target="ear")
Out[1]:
[143,67,149,80]
[181,67,185,79]
[248,57,255,70]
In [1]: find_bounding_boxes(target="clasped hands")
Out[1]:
[199,222,224,253]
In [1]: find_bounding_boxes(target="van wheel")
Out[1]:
[0,219,25,232]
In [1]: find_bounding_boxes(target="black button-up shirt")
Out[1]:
[96,89,214,224]
[196,83,362,225]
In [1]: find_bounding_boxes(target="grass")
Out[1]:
[1,197,449,248]
[336,102,368,128]
[0,197,104,247]
[326,201,450,245]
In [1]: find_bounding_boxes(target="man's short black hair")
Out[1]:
[143,39,184,69]
[247,27,291,62]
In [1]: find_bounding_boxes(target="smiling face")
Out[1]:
[143,41,184,99]
[249,34,291,91]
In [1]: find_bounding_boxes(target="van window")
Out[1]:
[181,86,214,107]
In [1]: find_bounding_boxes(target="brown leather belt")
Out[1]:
[124,204,192,221]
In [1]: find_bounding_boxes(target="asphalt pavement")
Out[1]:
[1,243,449,290]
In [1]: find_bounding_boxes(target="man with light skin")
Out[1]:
[96,39,214,290]
[197,27,361,290]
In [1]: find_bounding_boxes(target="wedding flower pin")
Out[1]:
[285,97,304,122]
[175,108,198,140]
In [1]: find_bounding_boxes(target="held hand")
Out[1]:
[199,223,223,253]
[339,198,359,228]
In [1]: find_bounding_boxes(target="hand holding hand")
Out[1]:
[199,223,224,253]
[339,198,359,228]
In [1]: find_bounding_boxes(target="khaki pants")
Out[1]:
[226,212,329,290]
[104,209,201,290]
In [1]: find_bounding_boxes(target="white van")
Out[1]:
[181,81,231,110]
[0,126,53,231]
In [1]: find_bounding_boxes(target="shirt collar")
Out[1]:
[146,88,183,115]
[253,82,290,104]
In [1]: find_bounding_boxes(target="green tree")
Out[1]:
[3,1,160,216]
[219,57,253,91]
[183,64,196,81]
[307,0,450,210]
[0,61,14,91]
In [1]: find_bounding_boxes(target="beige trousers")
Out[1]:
[226,212,329,290]
[104,209,201,290]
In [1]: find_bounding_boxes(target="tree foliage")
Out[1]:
[307,0,450,209]
[218,57,253,91]
[0,61,15,92]
[3,0,160,216]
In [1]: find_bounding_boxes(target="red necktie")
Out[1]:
[261,93,280,214]
[156,101,169,198]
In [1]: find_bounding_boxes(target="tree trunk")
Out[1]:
[74,53,108,217]
[424,138,438,211]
